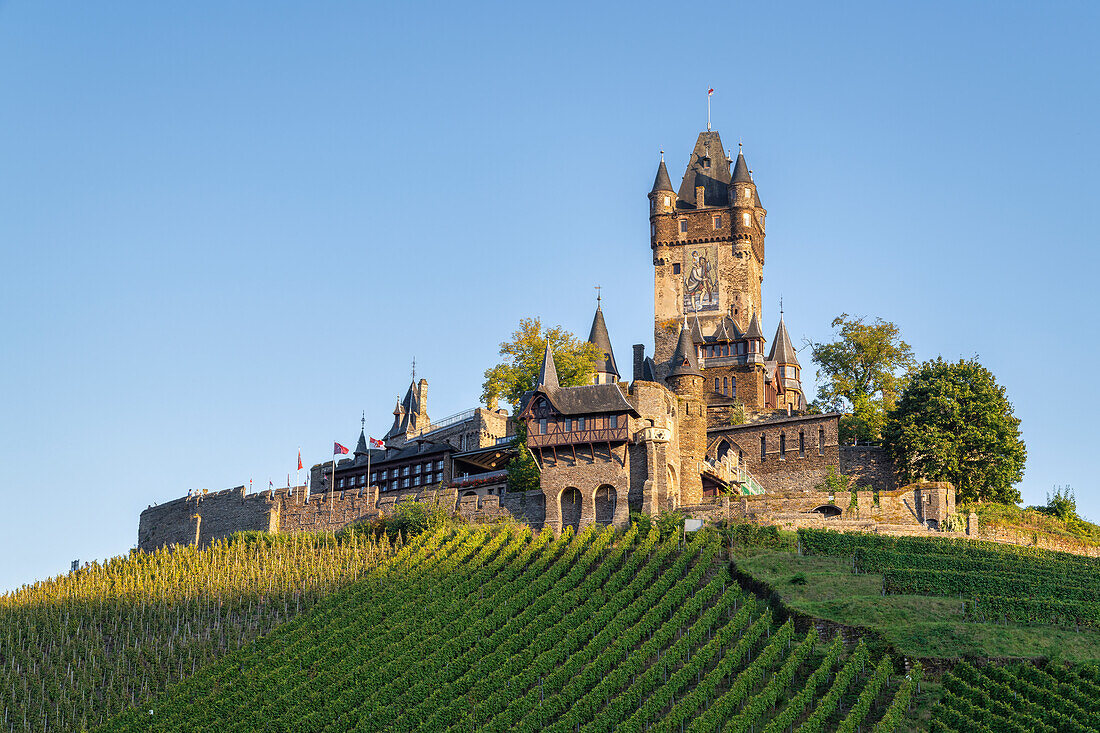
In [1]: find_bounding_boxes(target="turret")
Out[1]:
[587,299,619,385]
[767,314,804,410]
[728,144,765,264]
[649,154,676,216]
[665,322,706,506]
[743,310,766,365]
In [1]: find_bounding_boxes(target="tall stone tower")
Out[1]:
[650,133,767,365]
[665,324,706,506]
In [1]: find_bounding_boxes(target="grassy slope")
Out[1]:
[736,550,1100,662]
[98,524,915,732]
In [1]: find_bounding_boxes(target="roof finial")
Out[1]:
[738,139,743,151]
[594,284,601,307]
[361,410,365,431]
[706,87,714,131]
[411,357,416,381]
[660,149,664,162]
[780,297,784,317]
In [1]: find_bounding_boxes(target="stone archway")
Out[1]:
[594,485,616,524]
[561,487,582,531]
[810,505,842,519]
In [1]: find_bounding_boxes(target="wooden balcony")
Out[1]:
[527,425,630,448]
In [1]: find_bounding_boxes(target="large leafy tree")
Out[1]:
[884,357,1025,504]
[810,314,915,444]
[481,317,600,411]
[482,317,600,492]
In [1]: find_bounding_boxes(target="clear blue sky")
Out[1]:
[1,1,1097,591]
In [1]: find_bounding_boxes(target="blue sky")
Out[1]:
[1,1,1097,591]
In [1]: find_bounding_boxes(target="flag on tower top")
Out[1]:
[298,451,303,470]
[334,442,349,455]
[708,88,714,95]
[369,437,385,449]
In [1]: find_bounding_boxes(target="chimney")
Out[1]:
[633,344,645,382]
[695,185,706,208]
[417,378,429,417]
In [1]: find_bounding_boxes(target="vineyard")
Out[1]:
[798,528,1100,628]
[0,532,392,732]
[93,524,917,732]
[931,661,1100,731]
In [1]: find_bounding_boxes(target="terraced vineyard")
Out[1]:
[96,523,915,732]
[932,661,1100,731]
[0,532,391,732]
[799,528,1100,627]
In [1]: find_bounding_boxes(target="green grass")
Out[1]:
[736,550,1100,662]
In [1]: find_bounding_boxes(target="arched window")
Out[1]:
[722,377,728,395]
[730,376,736,394]
[780,433,786,459]
[714,377,720,393]
[799,431,806,458]
[760,435,766,462]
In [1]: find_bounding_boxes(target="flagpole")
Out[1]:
[296,446,301,498]
[707,89,711,132]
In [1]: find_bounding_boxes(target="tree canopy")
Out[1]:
[810,314,915,443]
[481,317,601,411]
[884,357,1025,504]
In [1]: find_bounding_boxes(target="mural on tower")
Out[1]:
[683,246,720,312]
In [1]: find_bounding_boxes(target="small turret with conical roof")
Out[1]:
[587,297,619,384]
[354,412,369,460]
[743,309,766,365]
[767,312,804,410]
[649,151,677,224]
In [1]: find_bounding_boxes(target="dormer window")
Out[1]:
[702,157,711,169]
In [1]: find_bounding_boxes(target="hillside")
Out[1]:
[0,532,391,732]
[97,524,917,732]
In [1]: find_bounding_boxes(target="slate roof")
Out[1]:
[641,356,658,382]
[676,131,732,209]
[688,315,705,345]
[651,160,674,193]
[588,305,619,378]
[667,324,702,377]
[536,341,559,389]
[743,311,765,340]
[337,439,455,470]
[713,316,742,342]
[354,429,369,457]
[535,383,638,417]
[767,316,800,366]
[731,149,753,184]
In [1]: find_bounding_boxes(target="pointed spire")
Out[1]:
[731,145,752,184]
[588,299,619,379]
[651,157,674,193]
[536,339,559,389]
[667,323,701,377]
[767,314,800,366]
[676,131,731,207]
[744,309,765,340]
[354,418,369,457]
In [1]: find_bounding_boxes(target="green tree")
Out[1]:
[481,317,601,410]
[810,314,915,444]
[884,357,1025,504]
[483,317,600,492]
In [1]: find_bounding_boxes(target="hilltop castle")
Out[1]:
[138,129,955,551]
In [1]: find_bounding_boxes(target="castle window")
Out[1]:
[780,433,786,459]
[680,219,688,233]
[663,196,671,207]
[577,417,586,430]
[538,418,547,435]
[414,476,421,486]
[819,428,825,456]
[714,377,720,392]
[744,190,753,205]
[738,342,746,355]
[402,466,410,476]
[423,462,431,472]
[799,431,806,458]
[760,435,766,462]
[436,460,444,471]
[723,377,728,395]
[371,472,377,482]
[703,157,711,169]
[403,478,410,488]
[651,223,656,237]
[414,464,421,474]
[730,376,736,392]
[713,215,722,229]
[338,478,345,488]
[610,414,618,429]
[672,263,681,274]
[742,212,752,227]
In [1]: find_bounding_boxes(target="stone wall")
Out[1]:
[711,414,841,494]
[840,445,897,493]
[138,486,277,551]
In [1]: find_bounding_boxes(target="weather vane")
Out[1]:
[595,284,601,305]
[411,357,416,381]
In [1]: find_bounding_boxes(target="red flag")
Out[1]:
[708,88,714,95]
[369,437,385,449]
[334,442,349,455]
[298,451,303,470]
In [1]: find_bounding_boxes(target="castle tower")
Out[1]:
[536,339,559,389]
[767,314,804,411]
[587,299,619,385]
[665,324,706,506]
[651,133,767,365]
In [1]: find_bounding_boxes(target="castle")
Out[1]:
[138,128,956,551]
